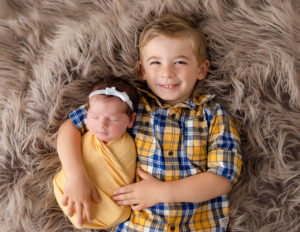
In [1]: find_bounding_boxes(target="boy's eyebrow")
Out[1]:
[146,55,191,62]
[146,56,160,62]
[174,55,191,60]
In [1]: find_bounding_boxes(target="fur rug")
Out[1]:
[0,0,299,231]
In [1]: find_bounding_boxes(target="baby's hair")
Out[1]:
[139,14,207,63]
[87,76,139,116]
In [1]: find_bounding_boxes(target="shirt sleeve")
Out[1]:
[69,104,88,135]
[206,103,243,184]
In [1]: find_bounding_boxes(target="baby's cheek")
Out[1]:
[86,120,93,132]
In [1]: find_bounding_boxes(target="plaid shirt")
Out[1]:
[69,88,242,232]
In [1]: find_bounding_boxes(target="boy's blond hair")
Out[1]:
[139,14,208,63]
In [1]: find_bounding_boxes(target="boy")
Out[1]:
[57,14,242,231]
[54,77,139,229]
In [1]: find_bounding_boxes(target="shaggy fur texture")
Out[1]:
[0,0,299,231]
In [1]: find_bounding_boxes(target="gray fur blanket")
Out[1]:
[0,0,299,231]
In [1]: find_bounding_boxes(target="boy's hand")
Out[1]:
[112,168,164,211]
[62,173,101,226]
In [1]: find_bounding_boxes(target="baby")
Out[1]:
[53,77,139,229]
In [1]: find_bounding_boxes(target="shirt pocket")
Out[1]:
[183,117,208,171]
[134,115,157,160]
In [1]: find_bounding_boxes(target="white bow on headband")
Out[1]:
[89,87,133,110]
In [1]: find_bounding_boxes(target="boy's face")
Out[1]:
[140,35,209,105]
[87,95,135,143]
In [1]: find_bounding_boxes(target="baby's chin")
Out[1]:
[93,132,108,142]
[94,133,121,144]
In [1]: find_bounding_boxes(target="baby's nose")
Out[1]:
[98,118,108,128]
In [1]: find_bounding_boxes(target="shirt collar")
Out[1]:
[137,87,215,109]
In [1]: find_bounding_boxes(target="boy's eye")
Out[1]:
[149,61,160,65]
[175,60,187,64]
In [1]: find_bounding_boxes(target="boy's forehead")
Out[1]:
[142,34,190,46]
[141,35,194,57]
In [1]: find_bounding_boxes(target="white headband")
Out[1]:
[89,87,133,110]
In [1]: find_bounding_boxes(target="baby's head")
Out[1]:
[86,77,139,143]
[138,14,210,105]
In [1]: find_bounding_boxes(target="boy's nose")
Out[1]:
[161,65,175,78]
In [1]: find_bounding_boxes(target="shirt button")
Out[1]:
[168,151,173,156]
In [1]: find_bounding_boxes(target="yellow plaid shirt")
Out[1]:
[70,88,242,232]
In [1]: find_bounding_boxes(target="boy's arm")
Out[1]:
[112,168,231,210]
[57,118,100,226]
[113,105,242,210]
[161,171,232,203]
[57,119,85,179]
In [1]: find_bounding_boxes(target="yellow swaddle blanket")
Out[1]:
[53,131,136,229]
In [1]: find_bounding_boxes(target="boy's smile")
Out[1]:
[159,84,179,89]
[140,35,209,105]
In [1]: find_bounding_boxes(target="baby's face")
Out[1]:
[87,95,135,143]
[140,35,209,105]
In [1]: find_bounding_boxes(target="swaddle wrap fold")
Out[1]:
[53,131,136,229]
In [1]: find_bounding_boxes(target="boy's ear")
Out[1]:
[127,112,136,128]
[139,62,146,80]
[197,60,210,80]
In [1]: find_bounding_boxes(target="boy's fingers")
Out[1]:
[76,203,83,226]
[131,203,145,211]
[92,190,101,203]
[112,191,135,202]
[62,195,69,206]
[116,199,138,206]
[137,168,150,179]
[67,201,74,217]
[113,185,132,195]
[83,202,92,222]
